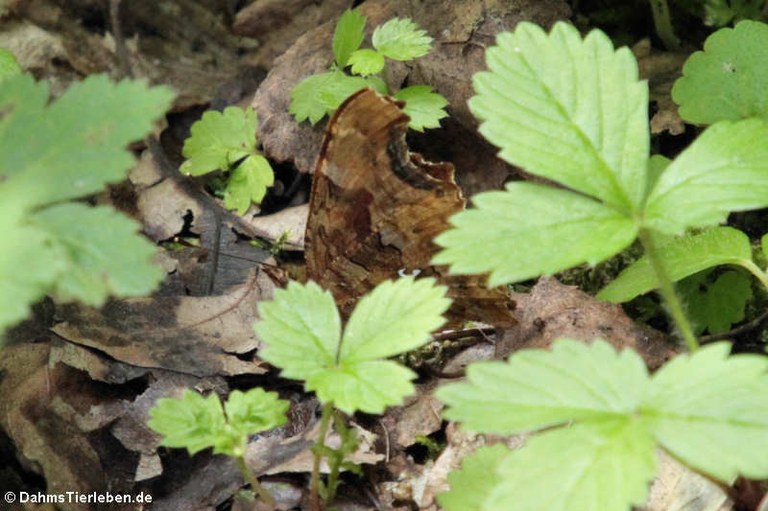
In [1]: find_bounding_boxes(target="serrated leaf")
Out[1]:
[469,21,649,213]
[148,390,226,455]
[224,388,289,437]
[672,20,768,123]
[30,204,162,305]
[438,444,510,511]
[348,48,385,76]
[433,182,638,286]
[642,342,768,481]
[394,85,448,132]
[486,420,656,511]
[290,72,369,124]
[223,154,274,214]
[372,18,433,60]
[644,119,768,234]
[437,339,649,434]
[0,74,174,208]
[0,48,21,81]
[333,9,367,68]
[255,277,449,414]
[598,227,752,302]
[181,106,257,176]
[678,269,752,334]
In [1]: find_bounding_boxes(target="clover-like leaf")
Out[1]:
[438,444,510,511]
[348,48,385,76]
[469,21,649,213]
[372,17,433,60]
[223,154,275,214]
[148,390,226,455]
[181,106,257,176]
[433,182,638,286]
[393,85,449,132]
[333,9,367,68]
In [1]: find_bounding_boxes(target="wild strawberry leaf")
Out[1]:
[181,106,257,176]
[372,18,432,61]
[148,390,226,455]
[290,71,370,124]
[677,269,752,334]
[348,48,385,76]
[438,444,510,511]
[333,9,367,68]
[223,154,275,214]
[394,85,449,132]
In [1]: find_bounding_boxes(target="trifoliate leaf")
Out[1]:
[0,48,21,81]
[486,420,656,511]
[438,444,510,511]
[642,342,768,481]
[469,21,649,213]
[224,388,289,438]
[290,72,369,124]
[223,154,275,214]
[394,85,449,132]
[678,269,752,334]
[148,390,226,455]
[598,227,753,302]
[433,182,638,286]
[372,18,433,60]
[31,204,163,305]
[181,106,257,176]
[672,20,768,123]
[255,277,449,414]
[348,49,385,76]
[437,339,649,434]
[644,119,768,234]
[0,74,174,208]
[333,9,367,68]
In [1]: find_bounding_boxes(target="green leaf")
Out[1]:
[469,21,649,213]
[224,388,289,437]
[437,339,649,434]
[0,74,174,208]
[762,232,768,262]
[394,85,449,132]
[181,106,257,176]
[148,389,226,455]
[290,72,369,124]
[31,204,163,305]
[255,277,449,414]
[486,420,656,511]
[678,269,752,334]
[642,342,768,481]
[644,119,768,234]
[348,49,385,76]
[333,9,367,68]
[672,20,768,123]
[0,48,21,81]
[438,444,510,511]
[371,18,433,60]
[223,154,275,214]
[598,227,753,302]
[433,182,638,286]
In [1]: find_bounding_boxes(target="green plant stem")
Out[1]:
[649,0,680,50]
[235,454,274,506]
[738,259,768,292]
[309,401,335,510]
[638,228,699,351]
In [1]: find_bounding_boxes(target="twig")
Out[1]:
[698,309,768,344]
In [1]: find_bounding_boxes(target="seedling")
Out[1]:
[0,70,173,335]
[254,276,450,507]
[181,106,274,214]
[148,388,289,505]
[431,21,768,510]
[290,9,448,132]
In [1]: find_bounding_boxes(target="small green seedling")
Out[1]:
[430,21,768,510]
[148,388,289,505]
[181,106,274,214]
[0,70,173,335]
[254,276,450,506]
[290,9,448,131]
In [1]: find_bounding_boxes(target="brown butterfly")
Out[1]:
[304,89,515,328]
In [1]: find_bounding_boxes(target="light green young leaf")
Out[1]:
[223,154,275,214]
[348,48,386,76]
[672,20,768,123]
[437,339,649,434]
[642,342,768,481]
[677,269,752,334]
[433,182,638,287]
[438,444,510,511]
[0,74,174,208]
[598,227,753,303]
[31,204,163,305]
[394,85,449,132]
[224,388,289,437]
[0,48,21,81]
[255,277,449,414]
[469,21,649,213]
[486,420,656,511]
[372,18,433,60]
[148,390,226,455]
[333,9,367,68]
[181,106,257,176]
[290,72,369,124]
[644,119,768,234]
